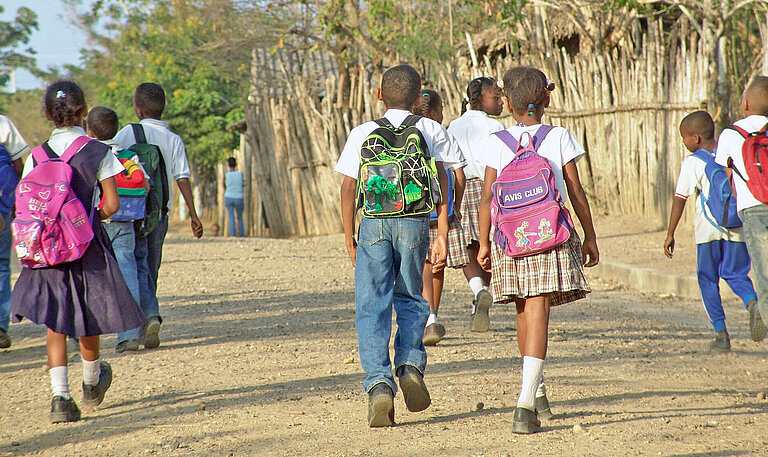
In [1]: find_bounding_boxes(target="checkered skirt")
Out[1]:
[490,231,590,306]
[428,218,471,268]
[460,178,483,243]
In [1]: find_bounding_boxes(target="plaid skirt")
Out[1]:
[490,231,590,306]
[460,178,483,244]
[428,217,471,268]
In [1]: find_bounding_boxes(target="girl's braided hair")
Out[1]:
[461,77,497,114]
[412,89,441,117]
[502,67,552,116]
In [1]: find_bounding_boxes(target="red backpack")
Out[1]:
[728,123,768,204]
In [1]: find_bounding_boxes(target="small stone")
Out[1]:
[11,441,20,447]
[198,402,207,411]
[475,402,484,411]
[343,357,354,364]
[551,335,567,342]
[757,392,766,400]
[171,441,180,450]
[42,363,49,372]
[573,423,584,433]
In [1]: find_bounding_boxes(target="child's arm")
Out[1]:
[563,161,599,267]
[431,166,449,272]
[477,167,496,272]
[340,176,358,266]
[176,178,203,239]
[453,167,466,221]
[664,198,686,258]
[99,176,120,220]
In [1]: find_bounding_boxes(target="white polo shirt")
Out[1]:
[0,115,30,161]
[334,109,461,179]
[714,115,768,212]
[114,118,191,211]
[447,110,505,180]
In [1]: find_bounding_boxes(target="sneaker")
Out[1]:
[511,406,541,434]
[142,317,161,349]
[396,365,431,412]
[470,289,493,332]
[50,396,81,423]
[0,328,10,349]
[708,335,731,354]
[535,394,554,421]
[368,383,395,427]
[115,339,141,354]
[82,361,113,408]
[422,323,446,346]
[748,300,767,342]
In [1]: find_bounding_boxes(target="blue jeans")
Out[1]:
[134,213,168,327]
[0,212,12,332]
[696,240,757,333]
[104,221,142,342]
[225,197,245,237]
[740,205,768,320]
[355,216,430,393]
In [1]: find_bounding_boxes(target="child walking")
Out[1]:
[336,65,459,427]
[412,89,470,346]
[11,81,145,423]
[477,67,599,434]
[665,111,757,352]
[447,77,505,332]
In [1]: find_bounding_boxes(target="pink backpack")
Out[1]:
[12,136,95,268]
[490,126,574,258]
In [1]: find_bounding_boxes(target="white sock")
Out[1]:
[536,374,546,398]
[468,277,485,296]
[50,366,70,399]
[517,356,544,410]
[426,312,437,327]
[82,357,101,386]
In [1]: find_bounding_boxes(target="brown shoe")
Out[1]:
[749,300,767,342]
[512,407,541,434]
[422,323,446,346]
[396,365,431,412]
[368,383,395,427]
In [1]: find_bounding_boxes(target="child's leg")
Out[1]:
[740,207,768,321]
[422,261,435,311]
[47,330,69,398]
[696,242,727,334]
[235,198,245,237]
[432,268,445,313]
[515,295,550,410]
[79,335,101,386]
[719,240,758,309]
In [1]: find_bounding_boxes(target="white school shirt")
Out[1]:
[114,118,191,211]
[334,109,461,179]
[0,114,30,161]
[714,114,768,212]
[674,151,743,244]
[447,110,506,180]
[446,134,467,172]
[479,124,584,204]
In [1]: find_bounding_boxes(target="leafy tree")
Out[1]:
[0,6,39,88]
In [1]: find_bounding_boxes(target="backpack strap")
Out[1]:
[493,130,521,152]
[30,143,53,166]
[132,123,148,144]
[531,125,554,149]
[59,136,92,163]
[691,149,713,163]
[401,114,422,128]
[373,118,394,129]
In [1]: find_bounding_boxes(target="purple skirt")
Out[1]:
[11,221,145,338]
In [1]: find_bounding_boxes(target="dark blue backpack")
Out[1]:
[430,169,454,221]
[691,149,741,230]
[0,145,18,216]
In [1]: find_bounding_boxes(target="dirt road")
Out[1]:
[1,230,766,456]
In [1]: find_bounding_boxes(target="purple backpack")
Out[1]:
[490,126,574,258]
[12,136,95,268]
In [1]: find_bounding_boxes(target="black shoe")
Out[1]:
[470,290,492,332]
[115,339,140,354]
[82,361,113,408]
[368,383,395,427]
[535,394,553,421]
[50,396,81,423]
[708,335,731,353]
[142,317,161,349]
[0,328,10,349]
[748,300,767,342]
[396,365,431,412]
[512,407,541,434]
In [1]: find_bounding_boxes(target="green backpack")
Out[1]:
[125,124,169,237]
[357,115,441,218]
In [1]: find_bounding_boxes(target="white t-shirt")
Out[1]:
[114,118,191,210]
[447,110,506,180]
[714,114,768,212]
[334,109,461,179]
[446,134,467,172]
[0,114,30,161]
[479,124,584,203]
[674,151,743,244]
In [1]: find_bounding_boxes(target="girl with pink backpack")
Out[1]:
[10,81,145,423]
[477,67,599,434]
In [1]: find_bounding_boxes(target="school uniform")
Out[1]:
[480,124,590,306]
[675,150,757,333]
[447,110,505,243]
[12,127,145,337]
[335,108,460,394]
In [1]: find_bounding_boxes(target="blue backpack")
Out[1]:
[691,149,741,230]
[430,169,454,221]
[0,145,18,216]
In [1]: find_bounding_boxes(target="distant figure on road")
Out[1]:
[225,156,245,237]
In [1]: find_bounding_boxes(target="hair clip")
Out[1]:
[545,78,555,92]
[56,90,66,99]
[422,92,429,97]
[527,103,535,115]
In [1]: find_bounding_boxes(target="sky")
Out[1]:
[1,0,89,91]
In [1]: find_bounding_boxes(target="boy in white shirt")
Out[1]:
[715,76,768,342]
[665,111,757,352]
[336,65,459,427]
[0,115,29,348]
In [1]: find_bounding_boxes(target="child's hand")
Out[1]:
[191,215,204,238]
[431,235,447,271]
[345,238,357,267]
[582,238,599,267]
[477,243,491,272]
[664,235,675,258]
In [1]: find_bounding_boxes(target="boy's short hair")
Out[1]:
[746,76,768,115]
[680,111,715,140]
[134,82,166,118]
[227,157,237,168]
[381,65,421,109]
[86,106,119,141]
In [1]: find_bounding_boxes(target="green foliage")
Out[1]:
[0,6,39,87]
[0,89,52,146]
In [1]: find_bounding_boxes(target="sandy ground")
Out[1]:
[1,217,766,457]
